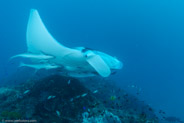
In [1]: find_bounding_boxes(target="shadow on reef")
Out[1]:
[0,75,159,123]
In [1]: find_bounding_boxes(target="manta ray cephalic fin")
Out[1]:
[86,54,111,77]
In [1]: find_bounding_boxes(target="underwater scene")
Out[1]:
[0,0,184,123]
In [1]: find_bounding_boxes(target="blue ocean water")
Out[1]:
[0,0,184,121]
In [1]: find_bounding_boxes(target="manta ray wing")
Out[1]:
[27,9,71,57]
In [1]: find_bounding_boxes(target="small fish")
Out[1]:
[10,53,54,60]
[68,80,71,85]
[93,90,98,94]
[56,110,60,117]
[75,95,80,99]
[70,98,74,102]
[111,71,117,75]
[47,96,52,100]
[83,106,86,110]
[110,96,116,101]
[81,93,88,97]
[159,110,165,114]
[23,90,30,94]
[131,85,136,88]
[47,95,56,100]
[19,62,60,70]
[88,109,90,112]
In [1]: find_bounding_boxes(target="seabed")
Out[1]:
[0,75,159,123]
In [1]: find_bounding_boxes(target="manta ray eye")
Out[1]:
[84,50,94,58]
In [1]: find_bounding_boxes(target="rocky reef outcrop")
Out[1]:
[0,75,159,123]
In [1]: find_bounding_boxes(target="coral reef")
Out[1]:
[0,75,159,122]
[82,110,121,123]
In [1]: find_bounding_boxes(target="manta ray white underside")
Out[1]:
[16,9,123,77]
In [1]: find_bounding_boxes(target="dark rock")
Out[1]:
[0,75,159,122]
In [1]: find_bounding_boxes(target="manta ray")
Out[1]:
[14,9,123,77]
